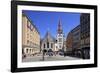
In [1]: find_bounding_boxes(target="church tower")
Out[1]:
[57,20,64,50]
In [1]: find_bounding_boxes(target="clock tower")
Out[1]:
[56,20,64,50]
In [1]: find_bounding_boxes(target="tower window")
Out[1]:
[44,44,45,48]
[59,45,62,48]
[59,38,62,42]
[58,34,62,37]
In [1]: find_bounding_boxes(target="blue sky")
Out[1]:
[23,10,80,39]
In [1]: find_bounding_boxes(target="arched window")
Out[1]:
[47,42,49,48]
[30,49,31,53]
[26,49,28,53]
[51,43,53,48]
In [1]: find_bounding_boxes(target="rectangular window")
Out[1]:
[27,40,29,44]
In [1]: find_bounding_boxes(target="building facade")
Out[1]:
[71,25,81,57]
[41,31,56,52]
[66,32,73,52]
[66,25,81,57]
[71,25,81,50]
[22,13,40,58]
[80,13,90,59]
[65,13,90,59]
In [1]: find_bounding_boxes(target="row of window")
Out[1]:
[81,33,90,39]
[26,49,34,53]
[81,38,90,45]
[58,38,62,42]
[72,31,80,37]
[27,40,40,48]
[27,20,38,34]
[44,43,53,48]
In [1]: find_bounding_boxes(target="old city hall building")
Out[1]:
[41,20,66,53]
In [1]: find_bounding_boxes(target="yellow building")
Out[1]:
[22,13,40,58]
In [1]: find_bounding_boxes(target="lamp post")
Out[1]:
[42,49,45,61]
[42,30,49,61]
[42,49,47,61]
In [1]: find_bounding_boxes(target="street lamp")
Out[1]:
[42,49,44,61]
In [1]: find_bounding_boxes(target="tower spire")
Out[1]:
[58,19,63,34]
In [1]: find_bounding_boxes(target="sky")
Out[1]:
[22,10,80,39]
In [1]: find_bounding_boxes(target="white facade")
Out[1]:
[57,34,64,50]
[41,32,55,51]
[56,20,65,51]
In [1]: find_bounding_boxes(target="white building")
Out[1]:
[41,31,56,52]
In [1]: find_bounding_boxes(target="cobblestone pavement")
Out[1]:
[22,53,82,62]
